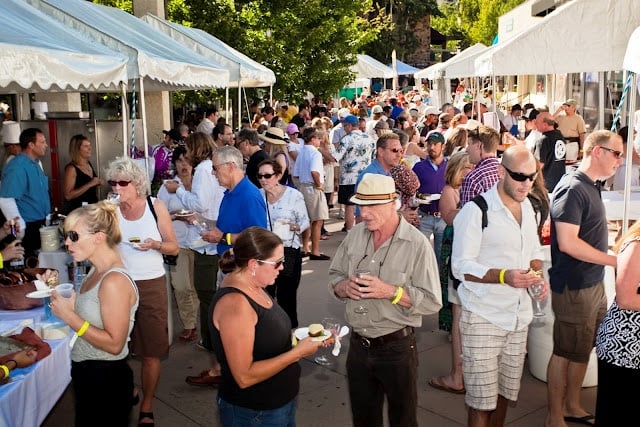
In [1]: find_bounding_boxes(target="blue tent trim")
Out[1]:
[492,34,499,45]
[388,59,420,75]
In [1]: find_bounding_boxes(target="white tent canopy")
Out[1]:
[623,26,640,73]
[26,0,230,90]
[0,0,127,93]
[351,55,395,80]
[414,43,487,80]
[475,0,640,77]
[443,43,489,79]
[141,14,275,88]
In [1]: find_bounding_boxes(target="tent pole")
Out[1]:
[139,77,150,181]
[238,82,242,131]
[225,87,230,125]
[598,71,605,131]
[270,86,273,107]
[121,82,128,158]
[623,72,636,234]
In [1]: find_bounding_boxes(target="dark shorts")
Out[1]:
[551,283,606,363]
[338,184,356,205]
[130,275,169,359]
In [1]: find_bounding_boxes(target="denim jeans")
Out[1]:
[419,214,446,268]
[217,396,297,427]
[346,333,418,427]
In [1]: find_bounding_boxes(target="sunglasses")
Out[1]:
[598,145,624,159]
[107,180,131,187]
[387,148,403,153]
[65,230,94,242]
[503,165,538,182]
[212,161,231,171]
[257,173,275,180]
[257,258,285,269]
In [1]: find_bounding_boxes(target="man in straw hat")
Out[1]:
[329,173,442,427]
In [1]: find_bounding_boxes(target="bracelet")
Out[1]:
[225,233,232,245]
[499,269,507,285]
[158,242,163,252]
[0,252,3,270]
[0,365,9,378]
[77,320,90,337]
[391,287,403,305]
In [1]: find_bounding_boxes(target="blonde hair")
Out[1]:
[444,151,471,188]
[105,157,150,197]
[583,130,618,157]
[64,200,122,248]
[613,220,640,253]
[185,132,215,166]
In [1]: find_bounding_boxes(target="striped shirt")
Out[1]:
[460,157,501,207]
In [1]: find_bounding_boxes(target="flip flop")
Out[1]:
[564,414,595,426]
[428,377,465,394]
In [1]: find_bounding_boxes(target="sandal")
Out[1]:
[138,411,154,426]
[179,328,198,342]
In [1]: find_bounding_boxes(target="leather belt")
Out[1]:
[352,326,414,349]
[422,211,441,217]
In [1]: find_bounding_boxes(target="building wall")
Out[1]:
[405,15,431,68]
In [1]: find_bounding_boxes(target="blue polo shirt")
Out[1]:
[216,176,268,254]
[355,159,389,216]
[0,153,50,221]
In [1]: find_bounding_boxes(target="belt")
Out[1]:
[421,210,441,217]
[351,326,414,349]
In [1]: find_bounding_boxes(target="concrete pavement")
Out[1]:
[42,212,597,426]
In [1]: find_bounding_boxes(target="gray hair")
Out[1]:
[214,145,243,169]
[104,156,150,196]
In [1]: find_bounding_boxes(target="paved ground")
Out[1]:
[42,212,598,426]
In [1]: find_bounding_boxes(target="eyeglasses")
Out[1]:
[257,173,275,180]
[212,161,231,171]
[65,230,95,242]
[598,145,624,159]
[387,148,403,153]
[503,165,538,182]
[257,257,285,269]
[107,180,131,187]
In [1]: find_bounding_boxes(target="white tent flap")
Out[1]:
[414,43,487,80]
[351,55,395,80]
[623,26,640,73]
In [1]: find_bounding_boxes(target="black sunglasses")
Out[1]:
[387,148,403,153]
[257,258,285,268]
[503,165,538,182]
[107,180,131,187]
[65,230,95,242]
[598,145,624,159]
[257,173,275,180]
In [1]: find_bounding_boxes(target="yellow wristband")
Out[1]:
[0,252,3,270]
[0,365,9,379]
[499,269,507,285]
[391,286,403,305]
[225,233,232,245]
[77,320,90,337]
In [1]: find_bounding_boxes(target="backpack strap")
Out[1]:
[146,195,158,223]
[471,195,488,230]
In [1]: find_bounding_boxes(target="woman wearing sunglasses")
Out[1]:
[212,227,327,426]
[50,201,139,426]
[257,159,310,328]
[104,157,179,426]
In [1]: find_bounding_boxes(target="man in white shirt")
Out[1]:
[196,108,219,135]
[451,145,549,427]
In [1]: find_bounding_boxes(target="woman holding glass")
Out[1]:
[212,227,326,426]
[157,145,200,342]
[50,201,138,426]
[257,159,310,328]
[105,157,179,426]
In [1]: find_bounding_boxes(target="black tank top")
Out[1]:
[63,162,98,214]
[210,287,300,409]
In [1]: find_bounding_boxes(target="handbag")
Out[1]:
[282,246,301,277]
[0,268,55,310]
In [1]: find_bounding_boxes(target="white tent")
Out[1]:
[475,0,640,77]
[414,43,487,80]
[141,14,275,88]
[443,44,490,79]
[0,0,127,93]
[351,55,396,80]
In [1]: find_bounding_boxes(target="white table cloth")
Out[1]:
[600,189,640,221]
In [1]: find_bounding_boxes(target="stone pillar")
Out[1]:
[34,93,82,113]
[133,0,172,136]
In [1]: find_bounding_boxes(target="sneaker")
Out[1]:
[185,370,221,387]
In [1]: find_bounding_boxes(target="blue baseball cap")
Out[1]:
[342,115,359,126]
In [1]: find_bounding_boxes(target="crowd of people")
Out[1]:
[0,88,637,427]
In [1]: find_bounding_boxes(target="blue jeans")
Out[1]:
[217,397,297,427]
[419,214,446,268]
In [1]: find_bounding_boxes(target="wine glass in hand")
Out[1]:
[527,282,545,318]
[407,195,420,211]
[353,270,371,314]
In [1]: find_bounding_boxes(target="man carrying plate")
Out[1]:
[328,173,442,427]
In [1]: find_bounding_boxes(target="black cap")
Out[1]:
[523,109,539,121]
[163,129,182,142]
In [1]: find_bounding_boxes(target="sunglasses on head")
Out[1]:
[257,173,275,180]
[107,180,131,187]
[257,258,285,268]
[598,145,624,159]
[503,165,538,182]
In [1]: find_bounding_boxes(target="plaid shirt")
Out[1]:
[460,157,501,207]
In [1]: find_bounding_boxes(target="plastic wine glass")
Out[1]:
[106,192,120,204]
[353,270,371,314]
[314,317,340,366]
[407,195,420,211]
[527,282,546,318]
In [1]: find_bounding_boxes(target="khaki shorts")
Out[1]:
[299,184,329,221]
[460,310,528,411]
[130,275,169,359]
[551,283,606,363]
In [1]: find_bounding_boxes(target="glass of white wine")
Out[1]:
[527,282,546,318]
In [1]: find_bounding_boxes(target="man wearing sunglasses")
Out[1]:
[546,130,622,427]
[536,112,567,192]
[451,145,549,427]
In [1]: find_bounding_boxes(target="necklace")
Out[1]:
[355,216,398,274]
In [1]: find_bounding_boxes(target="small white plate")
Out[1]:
[416,198,431,205]
[26,289,53,299]
[174,210,194,217]
[294,327,332,342]
[191,239,207,248]
[429,193,441,201]
[125,241,142,249]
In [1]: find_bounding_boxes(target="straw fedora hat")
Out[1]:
[259,127,287,145]
[350,174,398,206]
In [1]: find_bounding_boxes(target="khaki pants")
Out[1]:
[168,248,199,330]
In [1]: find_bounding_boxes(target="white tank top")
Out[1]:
[117,199,165,280]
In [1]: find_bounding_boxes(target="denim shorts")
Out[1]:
[217,396,297,427]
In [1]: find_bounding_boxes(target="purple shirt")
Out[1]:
[460,157,501,206]
[413,157,447,213]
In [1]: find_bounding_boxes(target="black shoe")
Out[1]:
[309,253,330,260]
[301,252,310,258]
